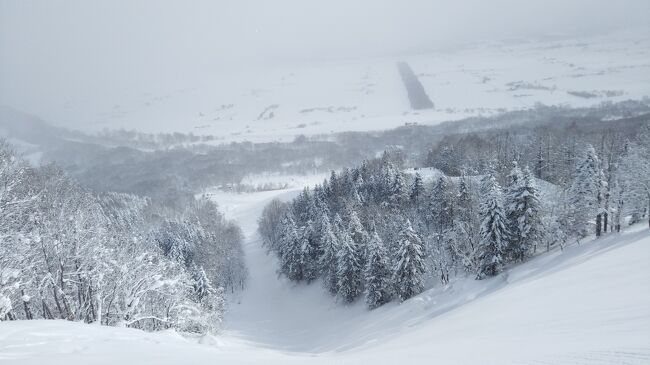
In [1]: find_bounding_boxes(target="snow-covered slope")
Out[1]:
[3,184,648,364]
[214,186,650,361]
[21,29,650,143]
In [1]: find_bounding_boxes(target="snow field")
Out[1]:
[30,29,650,144]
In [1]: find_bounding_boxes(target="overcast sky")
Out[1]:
[1,0,649,125]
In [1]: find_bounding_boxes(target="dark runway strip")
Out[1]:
[397,61,434,110]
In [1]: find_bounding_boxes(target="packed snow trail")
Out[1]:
[208,186,370,352]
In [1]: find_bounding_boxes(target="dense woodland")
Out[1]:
[0,141,246,333]
[259,120,650,309]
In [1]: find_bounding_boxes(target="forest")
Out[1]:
[259,119,650,308]
[0,141,246,334]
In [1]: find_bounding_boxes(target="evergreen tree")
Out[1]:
[567,145,603,237]
[336,229,362,303]
[318,214,340,295]
[299,222,319,283]
[279,213,303,281]
[457,172,473,223]
[347,209,368,268]
[191,265,216,302]
[410,173,425,204]
[477,173,508,278]
[348,209,367,242]
[389,170,408,208]
[504,162,523,258]
[428,176,454,232]
[505,165,541,261]
[392,219,426,301]
[364,230,392,309]
[619,126,650,230]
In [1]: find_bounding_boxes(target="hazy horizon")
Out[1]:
[1,0,649,131]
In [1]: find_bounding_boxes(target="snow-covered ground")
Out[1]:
[4,181,648,364]
[22,29,650,143]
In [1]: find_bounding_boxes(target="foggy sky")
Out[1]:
[1,0,649,127]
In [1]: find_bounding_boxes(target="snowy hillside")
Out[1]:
[21,29,650,143]
[2,184,649,364]
[3,2,650,364]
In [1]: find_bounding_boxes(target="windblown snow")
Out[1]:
[2,184,649,364]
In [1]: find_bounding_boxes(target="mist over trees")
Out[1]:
[4,101,648,205]
[259,118,650,308]
[0,141,246,333]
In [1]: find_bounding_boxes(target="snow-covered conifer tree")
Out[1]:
[504,163,541,261]
[364,230,391,309]
[410,173,425,204]
[336,229,362,303]
[567,145,603,237]
[279,212,303,281]
[477,173,508,278]
[392,219,425,301]
[318,214,340,295]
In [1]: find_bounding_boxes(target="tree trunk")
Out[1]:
[42,299,54,319]
[596,213,602,237]
[648,194,650,228]
[21,289,33,320]
[52,287,65,319]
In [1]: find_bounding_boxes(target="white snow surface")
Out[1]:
[25,29,650,143]
[2,182,650,364]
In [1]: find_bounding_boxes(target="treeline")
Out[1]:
[259,122,650,309]
[424,111,649,185]
[0,141,246,334]
[94,128,220,150]
[16,101,645,202]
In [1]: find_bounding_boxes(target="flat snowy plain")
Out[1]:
[2,181,649,364]
[26,29,650,143]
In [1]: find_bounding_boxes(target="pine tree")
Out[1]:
[428,176,454,232]
[318,214,340,295]
[457,172,473,223]
[347,209,368,269]
[299,222,319,283]
[364,230,391,309]
[389,170,408,208]
[336,229,362,303]
[392,219,426,301]
[619,125,650,230]
[504,162,523,258]
[505,165,541,261]
[279,213,303,281]
[477,173,508,278]
[410,173,425,204]
[191,265,216,302]
[567,145,603,237]
[348,210,368,246]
